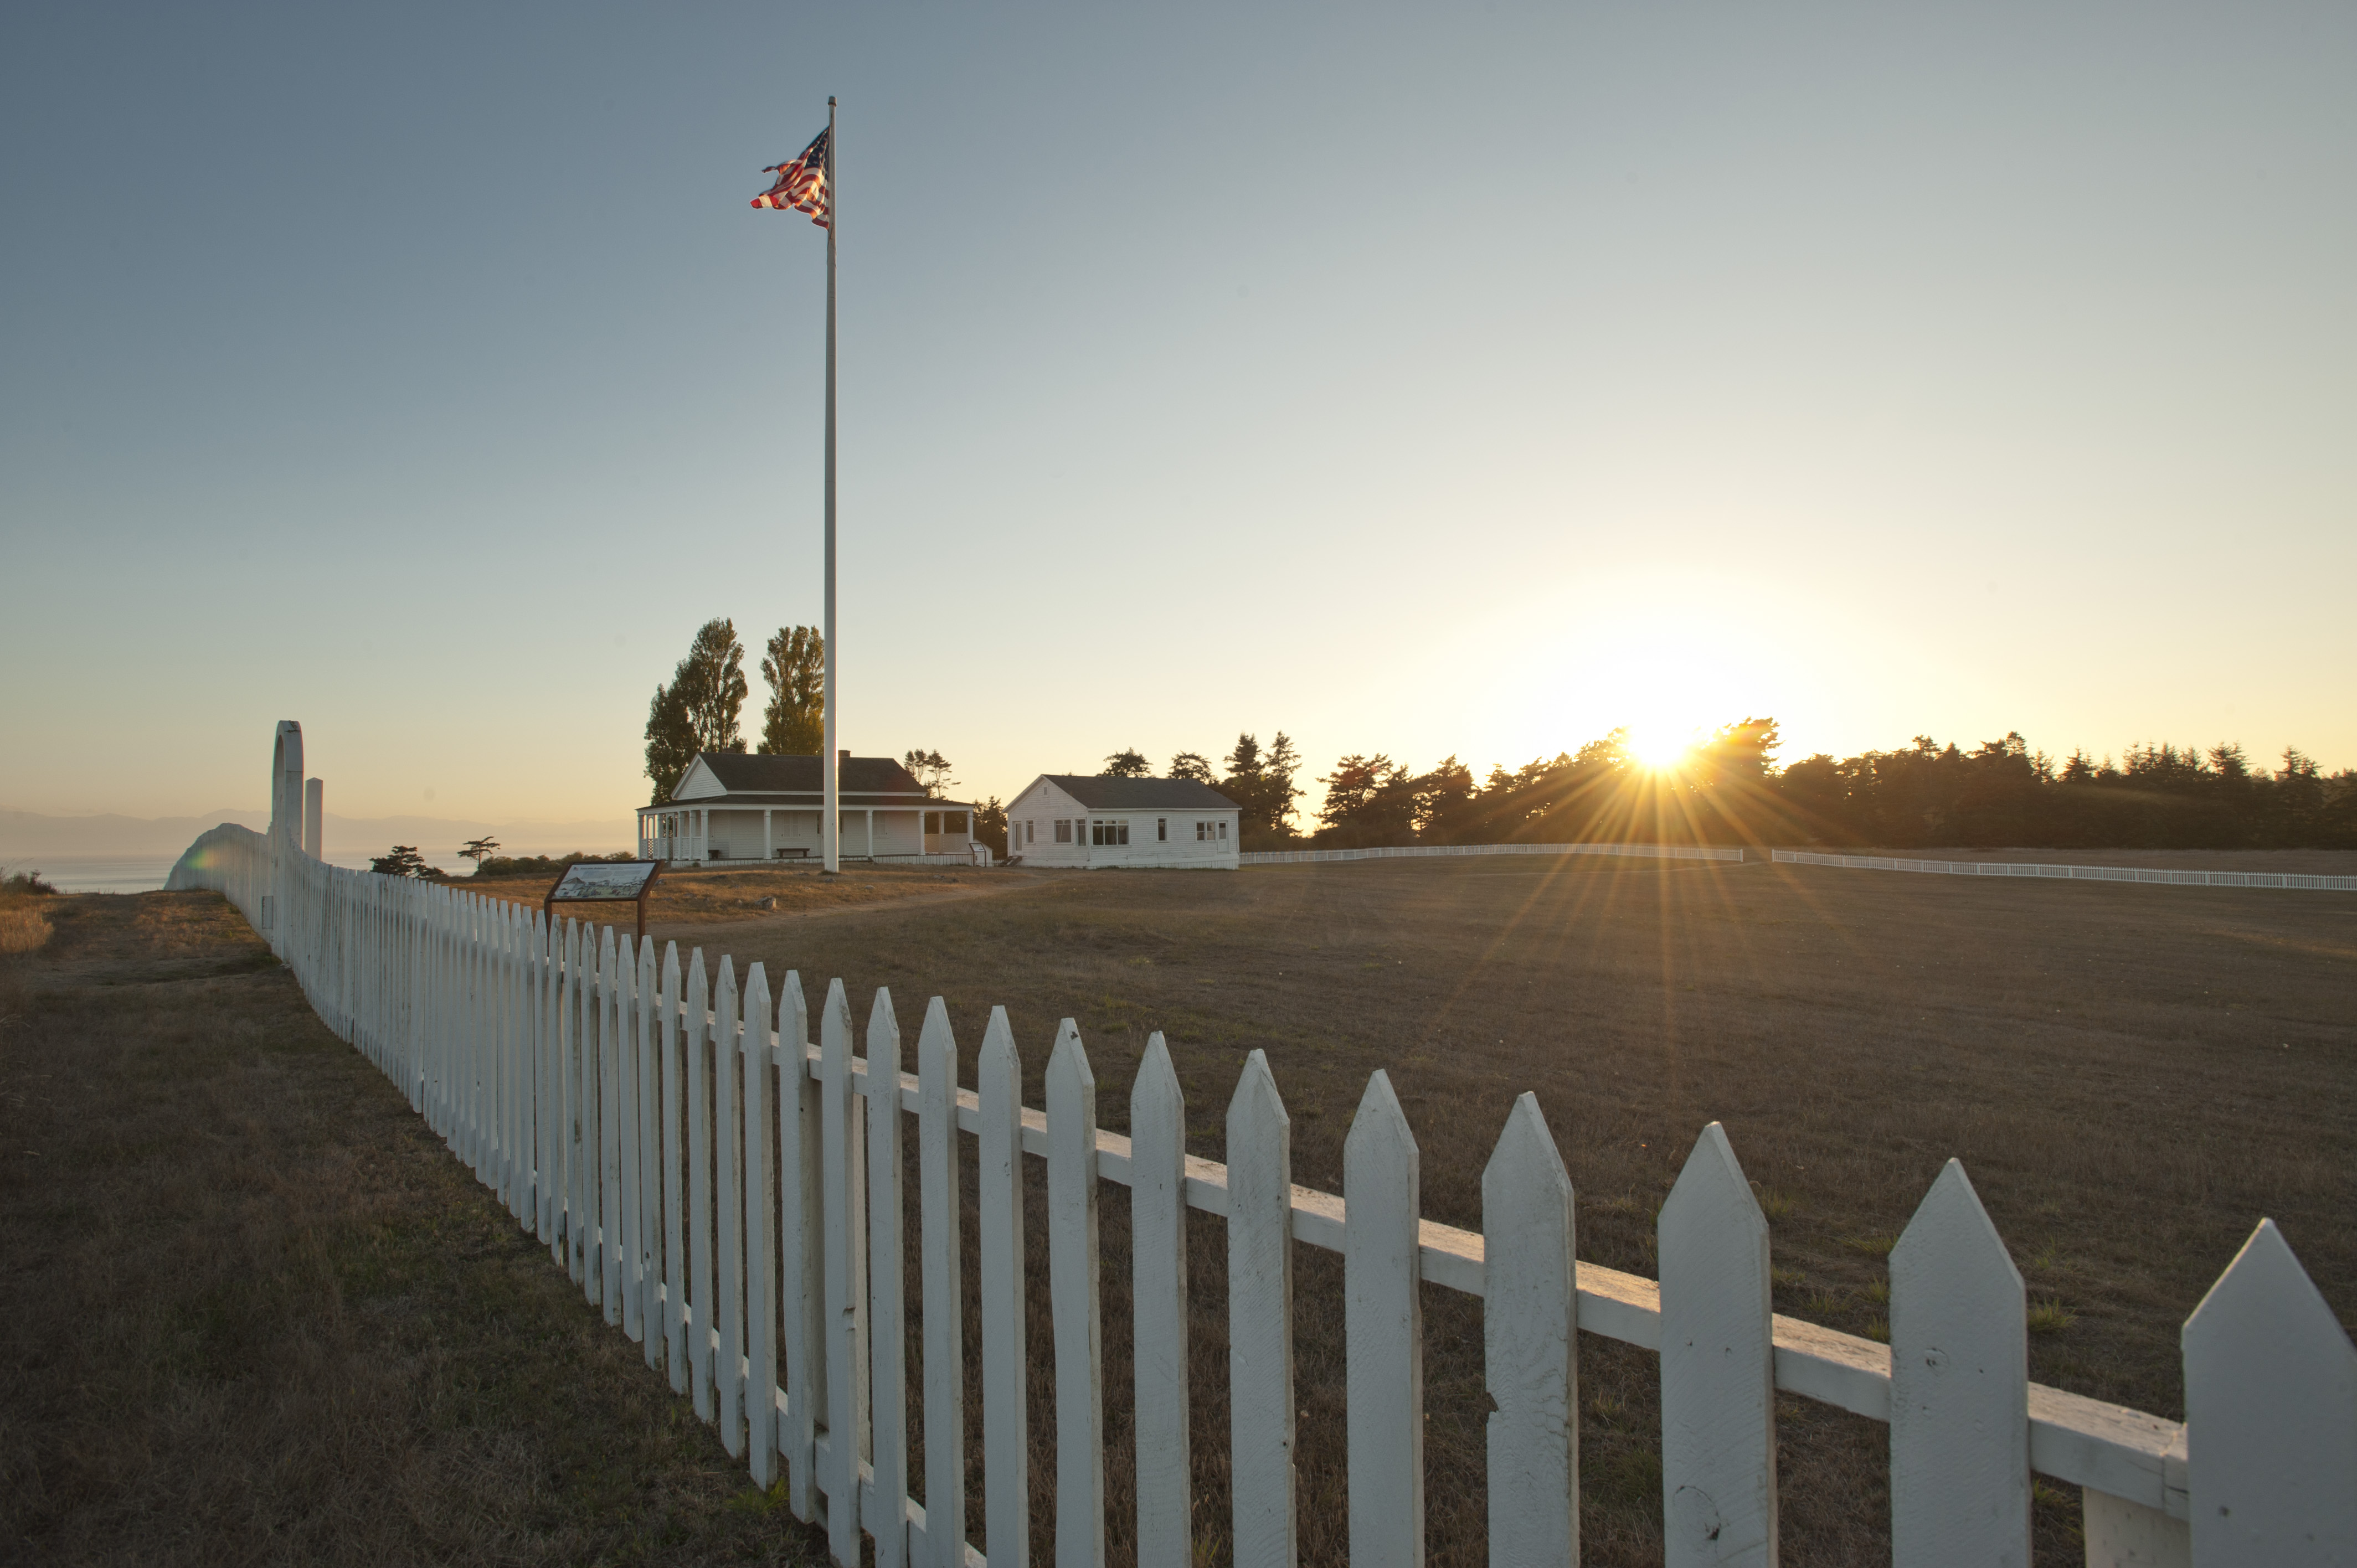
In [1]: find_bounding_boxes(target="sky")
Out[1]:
[6,1,2353,840]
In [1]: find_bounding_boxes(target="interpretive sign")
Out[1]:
[543,859,663,940]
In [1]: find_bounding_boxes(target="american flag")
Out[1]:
[752,128,830,227]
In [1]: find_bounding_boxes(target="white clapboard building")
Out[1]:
[1007,775,1241,869]
[637,752,979,865]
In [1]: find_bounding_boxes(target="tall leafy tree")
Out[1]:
[759,626,825,755]
[675,618,749,755]
[644,683,697,804]
[1168,751,1216,784]
[1100,749,1151,777]
[644,617,748,804]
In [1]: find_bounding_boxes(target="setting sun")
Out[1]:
[1624,723,1699,771]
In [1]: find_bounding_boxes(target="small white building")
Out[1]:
[1007,775,1241,869]
[638,752,981,865]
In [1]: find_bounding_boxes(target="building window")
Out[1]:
[1157,818,1167,841]
[1091,819,1130,846]
[1195,821,1211,841]
[1219,821,1229,840]
[924,811,939,834]
[1054,819,1072,844]
[1026,820,1036,844]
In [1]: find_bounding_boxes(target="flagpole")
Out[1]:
[821,95,840,875]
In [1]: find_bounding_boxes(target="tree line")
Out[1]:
[1280,720,2357,852]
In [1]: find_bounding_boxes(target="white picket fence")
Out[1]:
[1773,848,2357,893]
[1241,842,1743,867]
[165,725,2357,1568]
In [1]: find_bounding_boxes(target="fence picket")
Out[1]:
[1227,1048,1299,1568]
[661,941,688,1391]
[977,1008,1031,1568]
[565,919,588,1287]
[1047,1022,1107,1568]
[1480,1092,1577,1568]
[743,963,778,1487]
[636,933,660,1362]
[1888,1159,2028,1567]
[778,970,824,1521]
[867,990,910,1568]
[616,934,643,1342]
[534,909,556,1249]
[601,925,625,1324]
[820,978,872,1568]
[1658,1121,1777,1568]
[2183,1219,2357,1565]
[1129,1035,1192,1568]
[918,997,967,1568]
[688,947,716,1420]
[1344,1069,1422,1568]
[716,957,746,1455]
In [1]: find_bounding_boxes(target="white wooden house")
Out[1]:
[1007,775,1241,868]
[638,752,980,865]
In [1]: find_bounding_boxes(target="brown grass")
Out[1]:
[0,891,828,1567]
[0,893,53,955]
[457,862,1039,929]
[701,855,2355,1568]
[8,861,2351,1567]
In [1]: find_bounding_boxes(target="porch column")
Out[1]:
[865,809,874,859]
[764,808,773,860]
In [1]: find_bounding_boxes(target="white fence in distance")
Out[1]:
[164,724,2357,1568]
[1773,848,2357,893]
[1241,841,1743,867]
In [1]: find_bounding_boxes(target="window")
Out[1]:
[1090,819,1130,846]
[1196,821,1210,841]
[1054,819,1072,844]
[1026,820,1036,844]
[1219,821,1229,840]
[1157,818,1167,841]
[924,811,939,834]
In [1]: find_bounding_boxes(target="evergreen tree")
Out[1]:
[902,749,956,797]
[759,626,825,755]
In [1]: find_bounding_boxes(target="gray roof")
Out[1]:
[1041,775,1239,810]
[693,753,927,797]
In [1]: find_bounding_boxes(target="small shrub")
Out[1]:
[2028,1297,2076,1335]
[1864,1278,1890,1306]
[2,868,59,896]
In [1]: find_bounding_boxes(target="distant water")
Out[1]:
[9,853,379,894]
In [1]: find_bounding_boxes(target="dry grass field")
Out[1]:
[5,859,2351,1567]
[699,855,2355,1568]
[0,890,829,1567]
[459,861,1031,929]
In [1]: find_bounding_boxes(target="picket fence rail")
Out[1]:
[1773,848,2357,893]
[164,725,2356,1568]
[1241,842,1743,868]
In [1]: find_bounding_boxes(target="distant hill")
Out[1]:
[0,808,631,862]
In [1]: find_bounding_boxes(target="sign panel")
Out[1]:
[549,861,661,901]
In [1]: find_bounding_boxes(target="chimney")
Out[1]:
[838,749,850,764]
